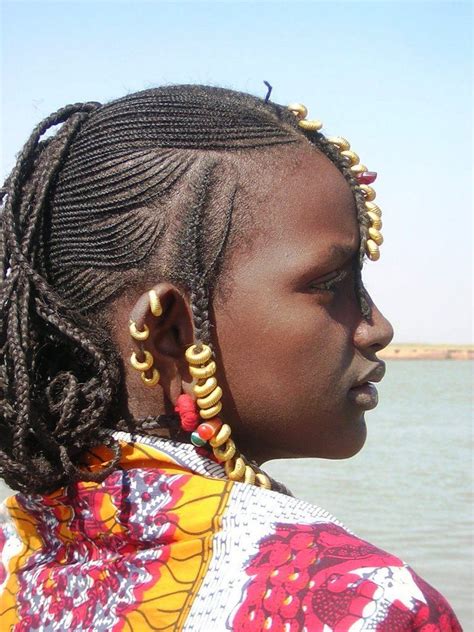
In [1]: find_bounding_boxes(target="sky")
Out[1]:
[1,0,472,343]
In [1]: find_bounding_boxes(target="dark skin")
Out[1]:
[114,145,393,465]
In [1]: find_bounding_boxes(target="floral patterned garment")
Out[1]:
[0,432,461,631]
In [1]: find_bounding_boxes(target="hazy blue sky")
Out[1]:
[1,0,472,343]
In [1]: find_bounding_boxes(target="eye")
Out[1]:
[308,269,348,293]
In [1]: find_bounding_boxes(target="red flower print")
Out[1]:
[231,522,461,631]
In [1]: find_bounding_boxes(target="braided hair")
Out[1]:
[0,85,370,494]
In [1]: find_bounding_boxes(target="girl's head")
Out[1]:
[0,85,393,494]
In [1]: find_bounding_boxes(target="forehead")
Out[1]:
[238,145,359,270]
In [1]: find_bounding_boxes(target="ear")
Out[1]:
[129,283,195,405]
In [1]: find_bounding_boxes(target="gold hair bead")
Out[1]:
[185,344,212,366]
[366,239,380,261]
[199,401,222,420]
[327,136,351,151]
[287,103,308,119]
[244,465,256,485]
[368,227,384,245]
[288,97,384,262]
[141,368,160,387]
[148,290,163,317]
[367,211,382,230]
[255,472,272,489]
[365,201,382,217]
[189,361,217,380]
[350,163,368,175]
[225,456,246,481]
[213,438,236,462]
[287,103,323,131]
[359,184,376,201]
[298,119,323,132]
[209,423,232,447]
[130,350,154,372]
[340,150,360,166]
[193,377,218,398]
[129,321,149,342]
[196,386,222,410]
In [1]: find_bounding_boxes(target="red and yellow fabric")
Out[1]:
[0,437,232,631]
[0,433,462,631]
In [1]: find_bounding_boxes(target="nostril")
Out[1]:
[353,307,394,352]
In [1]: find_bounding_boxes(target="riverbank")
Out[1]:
[378,344,473,360]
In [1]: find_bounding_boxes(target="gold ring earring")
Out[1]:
[129,321,149,341]
[141,368,160,387]
[130,350,154,372]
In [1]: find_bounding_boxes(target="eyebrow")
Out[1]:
[327,243,359,264]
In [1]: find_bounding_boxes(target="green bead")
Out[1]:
[191,431,207,447]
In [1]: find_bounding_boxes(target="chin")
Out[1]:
[308,413,367,460]
[333,413,367,459]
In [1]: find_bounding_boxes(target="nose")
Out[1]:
[353,297,394,354]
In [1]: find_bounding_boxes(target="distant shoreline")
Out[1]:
[378,344,473,360]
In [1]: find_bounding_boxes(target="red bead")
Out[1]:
[357,171,377,184]
[174,394,199,432]
[195,446,213,459]
[197,419,223,440]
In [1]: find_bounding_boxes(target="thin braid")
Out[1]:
[7,285,30,465]
[188,164,216,346]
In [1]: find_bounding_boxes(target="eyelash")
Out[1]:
[308,269,348,293]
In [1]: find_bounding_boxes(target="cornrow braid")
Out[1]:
[177,160,222,347]
[303,131,371,317]
[1,85,368,495]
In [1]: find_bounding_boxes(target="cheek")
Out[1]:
[213,290,355,450]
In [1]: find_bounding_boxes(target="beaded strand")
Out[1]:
[288,103,384,261]
[184,344,271,489]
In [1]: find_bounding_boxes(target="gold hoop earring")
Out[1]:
[128,316,160,387]
[129,320,149,341]
[141,368,160,387]
[130,350,154,372]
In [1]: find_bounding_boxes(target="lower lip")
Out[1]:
[348,382,379,410]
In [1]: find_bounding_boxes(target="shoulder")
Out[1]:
[224,486,461,630]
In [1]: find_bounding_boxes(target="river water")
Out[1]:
[1,360,472,627]
[266,360,473,628]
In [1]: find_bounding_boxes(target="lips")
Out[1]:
[351,362,386,388]
[348,362,386,410]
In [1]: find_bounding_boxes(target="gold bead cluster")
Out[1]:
[185,344,222,419]
[288,103,384,261]
[128,290,163,387]
[185,344,271,489]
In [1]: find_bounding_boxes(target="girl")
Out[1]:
[0,86,461,630]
